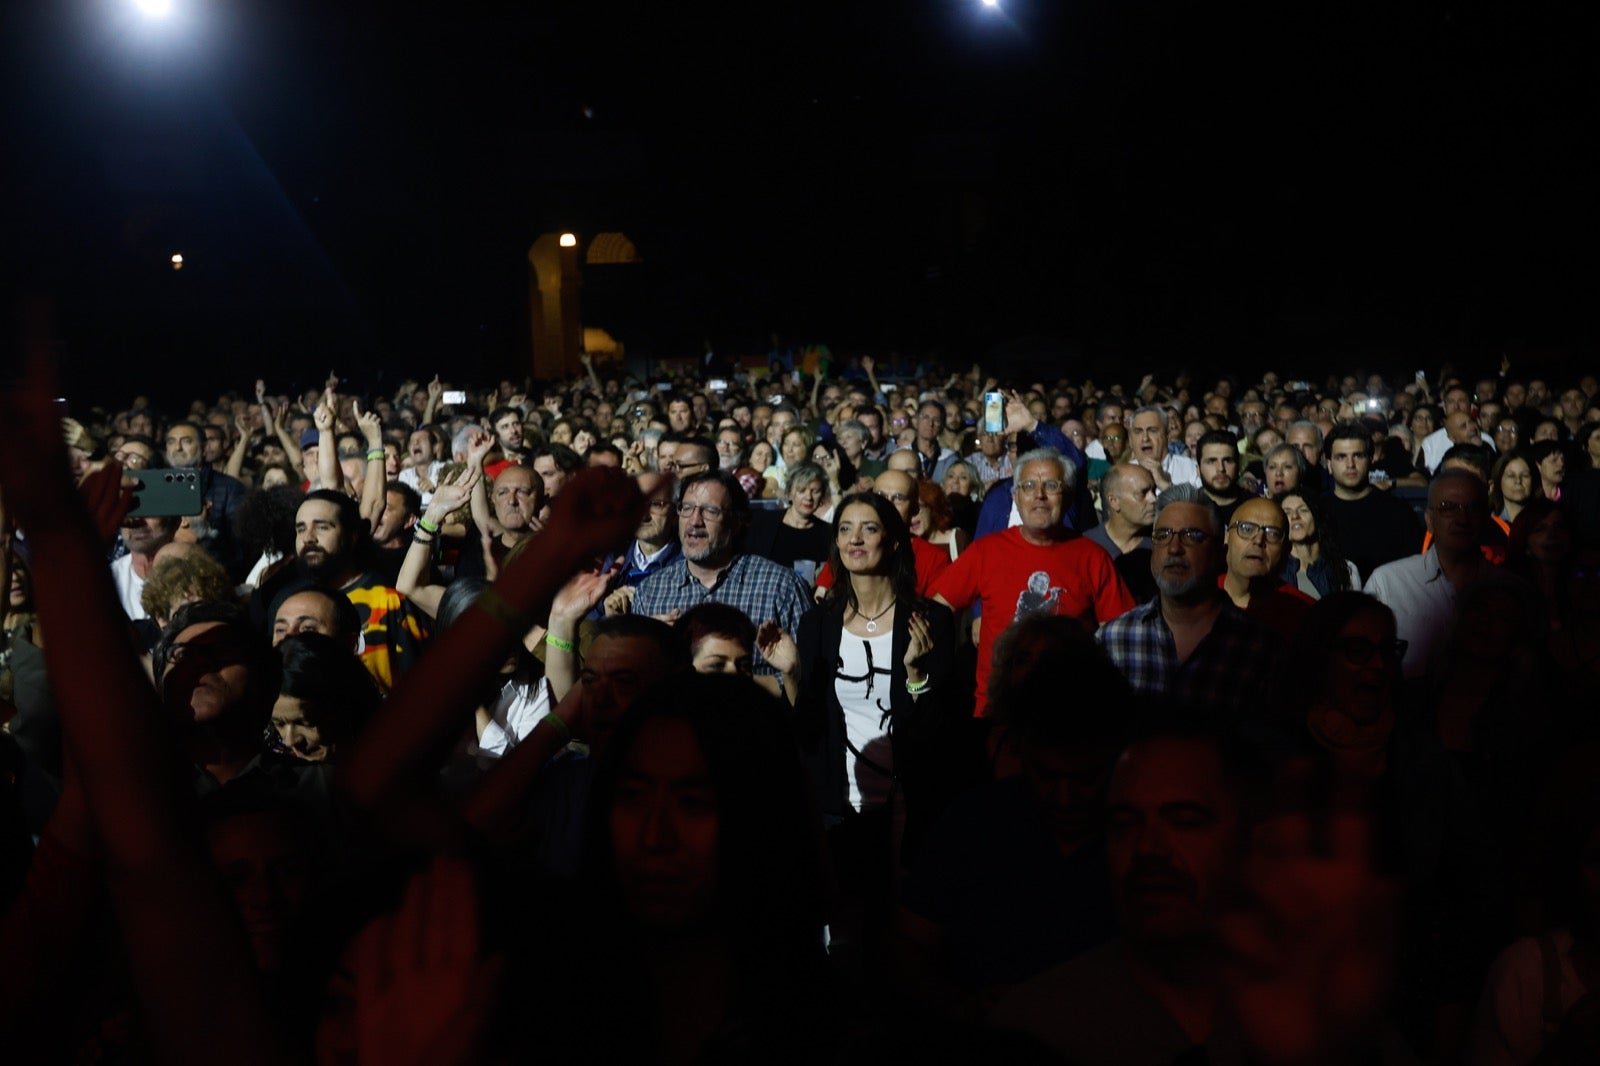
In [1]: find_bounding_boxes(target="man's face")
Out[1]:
[1442,388,1472,416]
[858,411,883,445]
[768,409,796,444]
[1475,377,1498,404]
[1273,405,1298,435]
[1099,405,1124,430]
[580,635,672,757]
[533,455,570,499]
[1503,382,1527,409]
[715,429,744,470]
[1445,410,1478,445]
[295,500,350,580]
[661,444,713,480]
[1130,411,1168,460]
[272,590,342,647]
[1051,395,1073,420]
[1225,499,1288,582]
[493,468,540,532]
[1477,402,1504,433]
[1198,443,1239,495]
[408,431,432,466]
[1237,403,1267,431]
[1427,476,1489,555]
[1287,426,1321,469]
[1562,389,1586,420]
[495,414,524,449]
[202,426,227,464]
[1013,458,1066,533]
[372,490,413,544]
[1151,502,1220,599]
[1323,437,1369,491]
[886,449,921,476]
[667,400,694,432]
[1106,738,1241,946]
[124,515,175,555]
[678,480,737,565]
[165,426,202,468]
[1108,466,1158,528]
[915,404,945,443]
[114,440,154,470]
[633,473,677,545]
[1062,420,1088,452]
[1528,380,1549,408]
[873,470,918,525]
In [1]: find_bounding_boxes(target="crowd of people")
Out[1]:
[5,350,1600,1063]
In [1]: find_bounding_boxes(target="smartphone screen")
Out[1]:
[441,390,466,404]
[983,392,1005,433]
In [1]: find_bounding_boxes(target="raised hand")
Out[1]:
[551,560,622,625]
[354,400,383,447]
[427,375,443,401]
[1002,389,1038,436]
[325,368,341,394]
[903,610,934,671]
[603,584,636,617]
[465,427,495,469]
[860,355,874,375]
[756,620,799,676]
[313,401,335,433]
[254,378,266,404]
[427,466,480,519]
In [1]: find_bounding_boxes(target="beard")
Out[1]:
[299,544,350,582]
[1155,566,1208,601]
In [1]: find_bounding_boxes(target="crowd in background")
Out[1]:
[5,349,1600,1063]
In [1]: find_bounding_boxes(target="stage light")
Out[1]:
[171,253,184,270]
[559,233,577,248]
[980,0,1000,8]
[134,0,175,18]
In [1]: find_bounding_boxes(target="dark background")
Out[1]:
[4,0,1597,408]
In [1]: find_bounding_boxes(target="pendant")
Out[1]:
[865,620,878,633]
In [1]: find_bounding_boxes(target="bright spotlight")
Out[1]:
[170,253,184,270]
[558,233,577,248]
[134,0,175,17]
[980,0,1000,8]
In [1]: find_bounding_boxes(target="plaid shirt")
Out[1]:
[634,552,813,675]
[1097,596,1280,720]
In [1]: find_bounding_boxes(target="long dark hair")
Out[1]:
[1277,488,1354,595]
[822,492,922,618]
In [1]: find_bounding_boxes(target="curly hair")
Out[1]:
[140,551,237,627]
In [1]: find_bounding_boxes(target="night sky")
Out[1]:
[5,0,1597,407]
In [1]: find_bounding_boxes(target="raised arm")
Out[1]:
[266,397,302,473]
[355,400,386,529]
[314,397,340,493]
[862,354,882,398]
[581,352,603,397]
[544,561,618,701]
[422,375,443,427]
[224,411,252,481]
[396,467,479,618]
[0,366,283,1063]
[463,428,501,537]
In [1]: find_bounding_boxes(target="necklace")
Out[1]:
[856,598,896,633]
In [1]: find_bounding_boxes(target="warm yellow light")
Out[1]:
[558,233,577,248]
[170,253,184,270]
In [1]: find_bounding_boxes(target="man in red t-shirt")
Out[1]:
[933,450,1136,716]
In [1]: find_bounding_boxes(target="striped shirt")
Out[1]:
[634,552,813,675]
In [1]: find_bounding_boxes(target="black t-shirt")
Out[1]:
[1323,488,1423,581]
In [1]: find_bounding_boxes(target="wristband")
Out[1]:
[543,711,572,743]
[474,587,531,634]
[905,676,930,695]
[366,448,385,461]
[417,516,440,535]
[545,633,576,654]
[410,531,434,546]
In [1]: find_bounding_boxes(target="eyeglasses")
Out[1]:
[1016,479,1066,495]
[878,491,912,505]
[1227,520,1287,544]
[113,449,151,469]
[165,630,255,671]
[677,502,726,520]
[1334,636,1407,665]
[1431,499,1486,516]
[1152,527,1211,545]
[659,459,708,473]
[647,498,673,511]
[1494,424,1519,435]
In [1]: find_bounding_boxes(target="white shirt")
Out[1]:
[475,675,554,761]
[1421,427,1496,474]
[1364,547,1457,679]
[834,631,896,812]
[1163,452,1201,487]
[111,553,148,621]
[398,461,446,508]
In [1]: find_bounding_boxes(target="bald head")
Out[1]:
[874,469,918,524]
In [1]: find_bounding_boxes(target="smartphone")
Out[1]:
[656,382,672,392]
[709,378,728,392]
[768,394,785,405]
[128,470,203,518]
[881,383,897,393]
[441,390,467,404]
[983,391,1005,433]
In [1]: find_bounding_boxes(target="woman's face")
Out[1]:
[1409,407,1435,438]
[572,429,595,455]
[1527,510,1573,565]
[1535,421,1562,443]
[943,466,974,497]
[261,466,290,489]
[837,429,863,458]
[691,635,752,677]
[1184,422,1206,455]
[1254,428,1283,455]
[781,431,808,467]
[550,422,573,446]
[1540,450,1566,487]
[271,695,331,762]
[610,716,720,930]
[1266,452,1301,495]
[1500,459,1533,505]
[837,502,889,575]
[789,479,825,518]
[1281,494,1316,544]
[1325,609,1399,725]
[748,442,774,472]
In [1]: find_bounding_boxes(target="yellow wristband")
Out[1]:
[545,633,576,654]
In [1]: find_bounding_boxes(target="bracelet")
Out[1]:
[905,676,930,695]
[474,587,532,633]
[543,711,572,743]
[417,516,440,534]
[545,632,576,654]
[410,531,435,546]
[366,448,385,461]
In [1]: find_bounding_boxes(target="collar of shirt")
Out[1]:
[629,539,675,572]
[674,552,742,592]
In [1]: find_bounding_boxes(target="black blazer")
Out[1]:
[793,599,958,824]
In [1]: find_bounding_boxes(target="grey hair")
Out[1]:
[835,418,869,442]
[1132,404,1169,426]
[1154,483,1222,533]
[1288,420,1323,449]
[1015,447,1077,491]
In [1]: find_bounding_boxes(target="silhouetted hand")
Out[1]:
[756,620,798,675]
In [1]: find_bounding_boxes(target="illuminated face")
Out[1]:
[1326,438,1370,491]
[271,695,331,762]
[494,468,541,531]
[165,426,202,468]
[295,499,349,576]
[1013,458,1067,533]
[667,400,694,432]
[115,440,154,470]
[496,414,524,449]
[943,465,974,497]
[272,590,341,647]
[1499,459,1533,505]
[408,431,433,466]
[1109,466,1158,527]
[789,478,824,518]
[1198,443,1239,494]
[1287,427,1321,469]
[1266,450,1300,495]
[781,430,809,467]
[1539,449,1566,487]
[678,480,737,565]
[383,443,401,479]
[873,471,917,525]
[1151,502,1220,599]
[1130,411,1167,460]
[1280,494,1316,544]
[1225,499,1288,582]
[836,501,889,575]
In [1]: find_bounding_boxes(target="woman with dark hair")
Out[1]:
[1577,422,1600,471]
[269,632,382,763]
[1279,489,1360,598]
[1490,451,1543,526]
[1529,440,1569,503]
[234,483,306,592]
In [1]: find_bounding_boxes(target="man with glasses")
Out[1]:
[933,450,1135,716]
[600,473,681,614]
[631,470,812,677]
[114,435,157,471]
[1218,497,1313,638]
[1365,469,1493,680]
[1098,485,1279,719]
[655,436,715,479]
